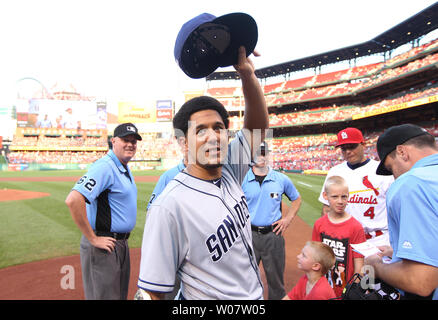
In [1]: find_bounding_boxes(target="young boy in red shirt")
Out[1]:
[283,241,336,300]
[312,175,366,297]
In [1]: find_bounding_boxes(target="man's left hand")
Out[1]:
[272,216,293,235]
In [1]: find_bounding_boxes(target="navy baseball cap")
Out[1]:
[376,124,430,175]
[174,12,258,79]
[114,123,142,141]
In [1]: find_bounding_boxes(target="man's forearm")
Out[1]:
[241,71,268,131]
[65,190,95,241]
[286,197,301,220]
[353,257,364,276]
[366,257,438,297]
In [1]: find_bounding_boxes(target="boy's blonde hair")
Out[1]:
[324,175,348,194]
[305,241,336,274]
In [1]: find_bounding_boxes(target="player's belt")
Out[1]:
[95,231,130,240]
[251,224,273,234]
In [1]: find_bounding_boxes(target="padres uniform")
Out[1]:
[147,160,185,210]
[137,131,264,300]
[318,159,393,244]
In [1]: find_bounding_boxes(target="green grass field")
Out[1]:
[0,170,324,269]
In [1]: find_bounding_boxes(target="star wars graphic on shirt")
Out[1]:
[320,233,349,292]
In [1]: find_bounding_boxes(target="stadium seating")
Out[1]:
[207,39,438,109]
[133,133,182,161]
[7,150,106,164]
[235,82,438,129]
[7,38,438,171]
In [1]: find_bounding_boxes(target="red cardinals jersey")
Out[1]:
[319,159,393,240]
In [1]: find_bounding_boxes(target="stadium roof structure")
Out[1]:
[206,2,438,81]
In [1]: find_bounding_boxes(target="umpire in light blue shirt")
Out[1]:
[65,122,142,300]
[242,141,301,300]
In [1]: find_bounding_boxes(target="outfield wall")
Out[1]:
[2,163,91,171]
[1,159,165,171]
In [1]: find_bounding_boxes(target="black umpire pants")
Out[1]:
[252,230,286,300]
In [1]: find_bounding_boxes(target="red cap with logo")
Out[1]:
[336,128,364,147]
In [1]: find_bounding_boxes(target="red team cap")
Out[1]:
[336,128,364,147]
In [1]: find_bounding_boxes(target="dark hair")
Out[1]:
[173,96,229,137]
[387,133,437,161]
[403,133,437,149]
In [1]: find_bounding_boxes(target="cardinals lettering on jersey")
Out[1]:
[319,159,393,241]
[349,194,378,205]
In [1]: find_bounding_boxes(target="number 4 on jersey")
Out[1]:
[363,207,375,219]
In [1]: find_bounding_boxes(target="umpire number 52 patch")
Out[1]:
[77,175,97,191]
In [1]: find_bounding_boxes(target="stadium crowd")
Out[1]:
[7,150,106,164]
[10,120,435,170]
[211,39,438,109]
[132,133,181,161]
[6,38,438,171]
[270,133,379,172]
[264,83,438,128]
[270,122,437,172]
[11,136,107,149]
[7,132,182,165]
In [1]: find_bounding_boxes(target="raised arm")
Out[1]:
[234,46,269,155]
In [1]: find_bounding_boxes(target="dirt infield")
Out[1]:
[0,175,312,300]
[0,189,50,202]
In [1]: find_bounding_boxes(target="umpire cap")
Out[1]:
[376,124,430,175]
[114,123,142,141]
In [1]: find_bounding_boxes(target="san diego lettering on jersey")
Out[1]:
[206,196,250,262]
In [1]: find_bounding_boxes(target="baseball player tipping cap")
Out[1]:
[113,123,142,141]
[376,123,431,175]
[174,12,258,79]
[336,127,364,147]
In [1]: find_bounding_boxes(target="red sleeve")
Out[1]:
[287,276,306,300]
[312,218,321,241]
[350,219,366,259]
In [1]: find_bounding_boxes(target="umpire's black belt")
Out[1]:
[95,231,130,240]
[251,224,273,234]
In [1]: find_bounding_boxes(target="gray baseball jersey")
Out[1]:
[137,130,264,299]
